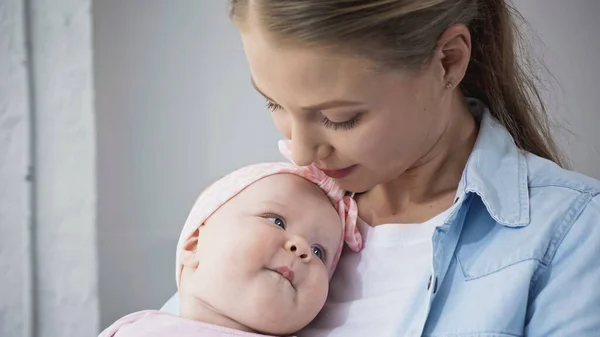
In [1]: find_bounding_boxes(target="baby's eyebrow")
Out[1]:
[257,200,287,210]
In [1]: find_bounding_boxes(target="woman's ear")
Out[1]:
[436,23,472,87]
[181,228,200,269]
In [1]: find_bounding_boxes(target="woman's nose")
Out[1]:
[284,236,311,263]
[290,133,332,166]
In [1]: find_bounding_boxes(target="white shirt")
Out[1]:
[298,206,454,337]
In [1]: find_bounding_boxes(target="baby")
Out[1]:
[100,161,363,336]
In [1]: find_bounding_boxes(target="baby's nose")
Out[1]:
[284,236,311,263]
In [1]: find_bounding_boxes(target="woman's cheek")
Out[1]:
[272,111,292,139]
[345,129,377,161]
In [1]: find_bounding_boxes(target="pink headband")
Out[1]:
[175,157,363,287]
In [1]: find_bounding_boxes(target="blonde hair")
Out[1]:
[230,0,564,166]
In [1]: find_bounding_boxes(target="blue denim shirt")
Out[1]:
[161,101,600,336]
[416,101,600,336]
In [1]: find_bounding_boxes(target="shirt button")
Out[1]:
[427,275,439,294]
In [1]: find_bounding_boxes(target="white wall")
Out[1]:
[93,0,600,330]
[0,1,33,336]
[0,0,99,336]
[30,1,99,336]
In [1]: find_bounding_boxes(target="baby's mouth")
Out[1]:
[274,266,295,284]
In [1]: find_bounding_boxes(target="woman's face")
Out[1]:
[240,29,453,193]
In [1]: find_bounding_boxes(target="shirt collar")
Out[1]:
[456,99,530,227]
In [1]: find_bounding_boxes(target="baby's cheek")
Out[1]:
[303,266,330,311]
[228,226,275,266]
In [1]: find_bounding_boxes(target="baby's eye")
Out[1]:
[266,216,286,230]
[312,246,326,262]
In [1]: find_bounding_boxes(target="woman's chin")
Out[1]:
[334,177,374,194]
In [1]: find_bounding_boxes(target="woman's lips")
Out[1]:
[320,165,356,179]
[275,266,295,283]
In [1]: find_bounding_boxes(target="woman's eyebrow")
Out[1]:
[250,77,363,111]
[250,77,276,102]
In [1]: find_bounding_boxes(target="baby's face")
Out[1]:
[184,174,343,335]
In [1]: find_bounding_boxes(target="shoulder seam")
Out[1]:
[529,183,600,195]
[542,192,595,266]
[529,192,595,294]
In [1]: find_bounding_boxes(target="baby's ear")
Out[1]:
[181,228,200,269]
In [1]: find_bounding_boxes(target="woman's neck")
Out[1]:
[358,95,478,225]
[179,293,254,333]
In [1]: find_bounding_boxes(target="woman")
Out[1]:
[164,0,600,335]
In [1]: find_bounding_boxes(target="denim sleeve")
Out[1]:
[525,194,600,336]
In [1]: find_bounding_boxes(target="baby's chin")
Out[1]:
[243,309,314,336]
[237,279,323,334]
[180,271,325,334]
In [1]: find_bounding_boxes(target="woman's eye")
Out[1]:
[322,113,363,131]
[266,216,286,230]
[312,246,326,262]
[266,100,283,112]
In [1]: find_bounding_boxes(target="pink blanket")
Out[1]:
[100,310,283,337]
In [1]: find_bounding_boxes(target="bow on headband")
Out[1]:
[277,139,363,254]
[175,152,363,287]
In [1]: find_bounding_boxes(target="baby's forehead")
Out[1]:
[243,174,342,229]
[244,173,329,199]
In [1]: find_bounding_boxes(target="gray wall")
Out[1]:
[93,0,281,329]
[93,0,600,329]
[517,1,600,175]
